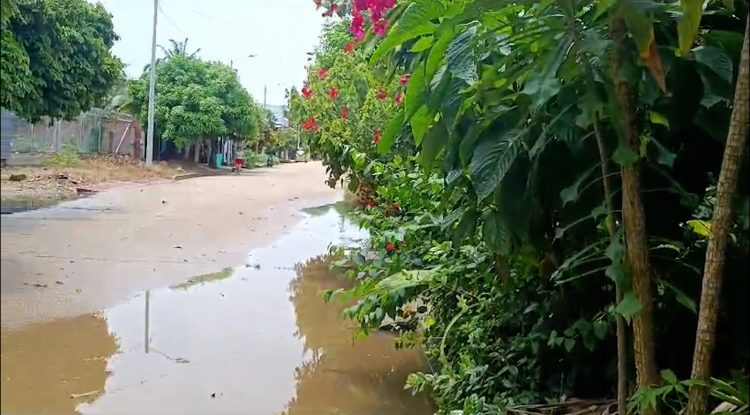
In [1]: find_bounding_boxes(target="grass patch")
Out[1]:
[43,147,81,167]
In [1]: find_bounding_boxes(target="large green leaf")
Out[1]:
[693,45,733,83]
[446,25,478,85]
[482,208,511,255]
[468,128,525,200]
[377,110,405,154]
[677,0,705,56]
[405,60,428,118]
[410,105,433,145]
[419,122,448,170]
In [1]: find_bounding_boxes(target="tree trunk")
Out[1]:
[594,122,629,415]
[611,14,660,413]
[194,141,200,163]
[686,16,750,415]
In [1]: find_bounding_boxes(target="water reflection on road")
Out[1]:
[0,204,434,415]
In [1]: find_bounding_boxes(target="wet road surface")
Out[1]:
[1,205,434,415]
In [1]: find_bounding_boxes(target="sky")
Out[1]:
[98,0,327,107]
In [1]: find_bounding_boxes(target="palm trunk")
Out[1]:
[686,16,750,415]
[611,14,660,413]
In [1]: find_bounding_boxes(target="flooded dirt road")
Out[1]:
[1,201,434,414]
[1,162,340,327]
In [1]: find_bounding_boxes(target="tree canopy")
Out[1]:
[128,53,260,150]
[0,0,124,121]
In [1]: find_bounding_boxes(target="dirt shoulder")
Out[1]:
[1,154,202,203]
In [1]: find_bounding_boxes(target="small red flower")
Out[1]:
[344,40,357,53]
[393,91,403,106]
[393,202,400,210]
[330,2,338,13]
[399,73,410,86]
[385,242,396,252]
[327,87,339,100]
[376,88,388,101]
[313,0,321,8]
[373,19,388,36]
[372,129,382,144]
[302,117,318,131]
[317,68,328,79]
[301,84,313,99]
[340,105,349,119]
[365,198,376,208]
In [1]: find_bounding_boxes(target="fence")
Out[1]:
[0,109,141,159]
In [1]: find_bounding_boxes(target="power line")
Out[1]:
[157,4,187,37]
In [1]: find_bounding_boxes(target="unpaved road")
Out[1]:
[0,162,341,328]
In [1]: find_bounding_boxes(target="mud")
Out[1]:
[1,205,434,415]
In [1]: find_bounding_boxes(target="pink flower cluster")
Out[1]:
[350,0,396,39]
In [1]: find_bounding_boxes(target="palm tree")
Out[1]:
[158,38,201,59]
[142,38,201,72]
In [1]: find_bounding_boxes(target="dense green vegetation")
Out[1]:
[1,0,124,121]
[128,53,259,152]
[292,1,749,414]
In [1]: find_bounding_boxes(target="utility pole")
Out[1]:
[145,0,158,166]
[263,84,267,108]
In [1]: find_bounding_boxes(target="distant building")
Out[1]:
[264,105,288,129]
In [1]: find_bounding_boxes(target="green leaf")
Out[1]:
[648,111,670,129]
[593,321,608,340]
[650,136,676,168]
[419,122,448,170]
[468,129,524,200]
[605,260,628,286]
[664,282,697,313]
[522,35,572,109]
[406,61,428,118]
[453,207,478,244]
[677,0,705,56]
[560,165,598,206]
[378,110,405,154]
[615,292,643,323]
[661,369,678,384]
[446,25,478,85]
[411,36,434,52]
[410,105,433,145]
[693,46,733,83]
[613,145,639,166]
[564,338,576,352]
[482,209,510,255]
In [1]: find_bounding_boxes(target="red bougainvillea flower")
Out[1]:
[301,84,313,99]
[393,202,401,210]
[340,105,349,119]
[385,242,397,253]
[365,198,376,208]
[330,2,338,13]
[313,0,321,8]
[399,73,410,86]
[372,18,388,36]
[317,68,328,79]
[327,86,339,100]
[372,129,382,144]
[376,88,388,101]
[393,91,403,106]
[350,10,366,39]
[344,40,357,53]
[302,117,318,131]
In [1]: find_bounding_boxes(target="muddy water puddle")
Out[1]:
[0,205,434,415]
